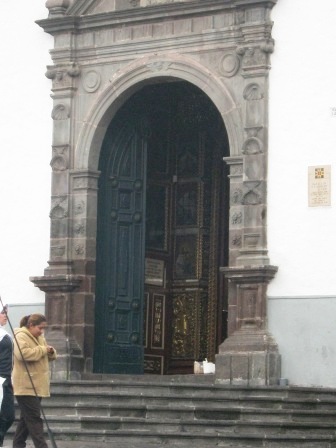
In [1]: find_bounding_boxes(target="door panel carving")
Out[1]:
[94,114,146,374]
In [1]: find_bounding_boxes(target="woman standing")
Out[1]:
[12,314,57,448]
[0,305,15,447]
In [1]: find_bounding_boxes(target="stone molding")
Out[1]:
[30,274,82,293]
[39,0,277,34]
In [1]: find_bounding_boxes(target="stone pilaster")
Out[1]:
[30,270,83,380]
[215,265,280,386]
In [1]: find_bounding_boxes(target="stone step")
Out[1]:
[12,378,336,447]
[8,412,336,437]
[48,383,336,410]
[32,414,336,435]
[6,427,336,448]
[39,401,336,424]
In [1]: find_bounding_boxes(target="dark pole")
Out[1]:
[0,296,58,448]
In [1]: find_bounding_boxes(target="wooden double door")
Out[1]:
[94,82,229,374]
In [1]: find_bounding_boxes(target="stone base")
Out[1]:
[47,330,84,380]
[215,351,281,386]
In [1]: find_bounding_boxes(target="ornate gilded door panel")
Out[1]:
[143,82,229,374]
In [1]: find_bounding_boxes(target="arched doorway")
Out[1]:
[93,80,229,374]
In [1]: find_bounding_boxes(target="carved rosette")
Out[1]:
[219,52,241,78]
[82,70,101,93]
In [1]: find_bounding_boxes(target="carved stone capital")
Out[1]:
[237,41,274,76]
[46,63,80,80]
[46,63,81,92]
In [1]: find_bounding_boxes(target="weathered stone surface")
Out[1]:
[31,0,279,379]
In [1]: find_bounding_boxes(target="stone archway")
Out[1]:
[76,53,242,171]
[31,0,280,384]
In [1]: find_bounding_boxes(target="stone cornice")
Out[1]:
[30,274,82,293]
[37,0,277,35]
[220,265,278,283]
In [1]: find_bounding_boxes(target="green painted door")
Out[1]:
[94,105,147,374]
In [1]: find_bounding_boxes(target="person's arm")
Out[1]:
[47,344,57,360]
[14,333,47,362]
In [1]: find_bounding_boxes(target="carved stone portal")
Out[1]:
[31,0,280,384]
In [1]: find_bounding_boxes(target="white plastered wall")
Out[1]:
[0,2,52,305]
[268,0,336,386]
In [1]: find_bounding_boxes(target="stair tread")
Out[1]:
[40,414,336,428]
[25,379,336,446]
